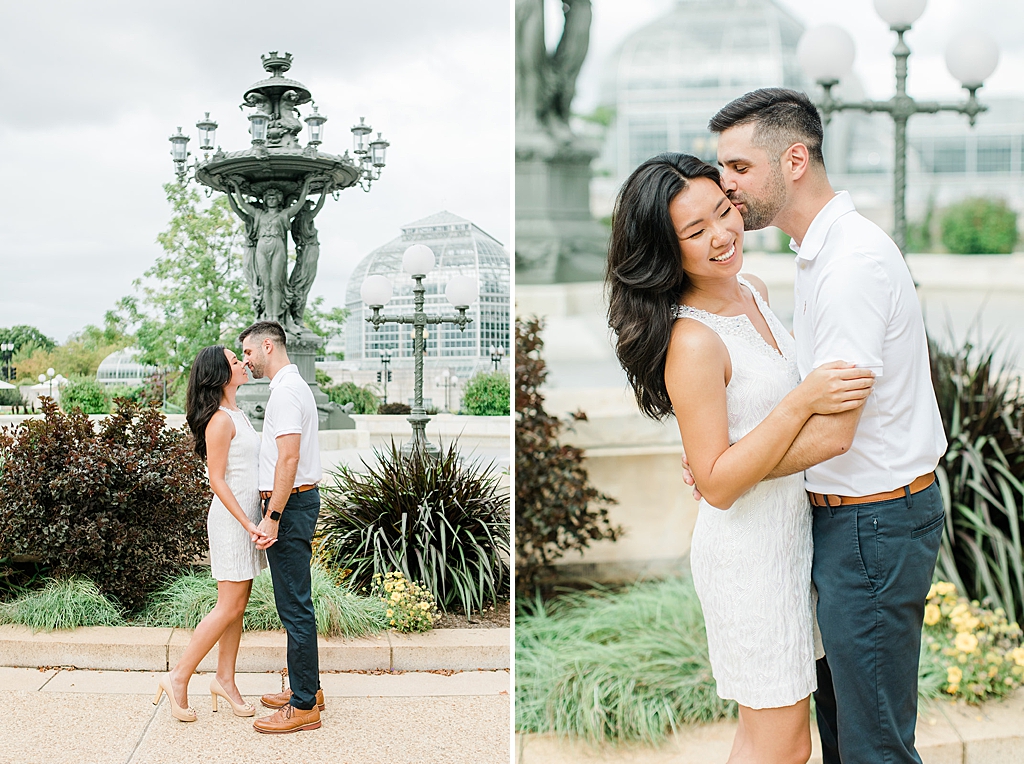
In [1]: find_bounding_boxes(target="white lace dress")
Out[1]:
[207,406,267,582]
[674,276,822,709]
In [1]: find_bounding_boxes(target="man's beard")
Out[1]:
[731,164,786,231]
[247,357,266,379]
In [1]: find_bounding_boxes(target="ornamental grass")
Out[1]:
[516,576,734,746]
[140,560,387,638]
[0,577,125,631]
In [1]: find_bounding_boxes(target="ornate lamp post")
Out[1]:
[361,244,478,457]
[0,342,13,382]
[797,0,999,254]
[489,344,505,371]
[168,51,389,429]
[377,349,392,405]
[435,369,459,413]
[38,368,55,399]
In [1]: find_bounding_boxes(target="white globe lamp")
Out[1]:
[874,0,927,28]
[445,276,478,308]
[945,31,999,89]
[360,275,393,307]
[402,244,435,277]
[797,25,855,84]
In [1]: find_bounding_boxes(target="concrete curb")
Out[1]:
[515,690,1024,764]
[0,625,509,672]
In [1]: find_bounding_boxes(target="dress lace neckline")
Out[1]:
[673,276,786,360]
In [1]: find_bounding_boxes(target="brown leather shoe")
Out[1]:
[253,704,321,734]
[260,687,326,711]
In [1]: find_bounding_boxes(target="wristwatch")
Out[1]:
[269,510,282,521]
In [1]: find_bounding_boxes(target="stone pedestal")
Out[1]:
[236,328,354,432]
[515,135,609,284]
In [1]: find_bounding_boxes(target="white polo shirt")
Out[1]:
[791,191,946,496]
[259,364,323,492]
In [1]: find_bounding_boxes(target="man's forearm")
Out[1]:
[766,408,862,479]
[267,456,300,514]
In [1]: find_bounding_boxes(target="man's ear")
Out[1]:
[785,142,811,182]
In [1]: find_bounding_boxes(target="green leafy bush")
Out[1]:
[462,371,510,416]
[0,577,124,631]
[515,318,619,592]
[940,197,1018,254]
[60,376,109,414]
[140,562,387,637]
[0,399,209,612]
[372,571,439,633]
[929,333,1024,624]
[317,440,510,615]
[918,580,1024,703]
[326,381,378,414]
[0,389,21,408]
[378,402,412,415]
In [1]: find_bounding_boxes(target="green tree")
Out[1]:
[940,197,1019,254]
[462,371,510,416]
[303,296,349,358]
[12,312,131,383]
[117,183,253,371]
[0,325,56,356]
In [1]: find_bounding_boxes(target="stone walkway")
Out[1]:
[0,667,510,764]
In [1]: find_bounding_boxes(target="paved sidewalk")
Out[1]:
[516,690,1024,764]
[0,667,510,764]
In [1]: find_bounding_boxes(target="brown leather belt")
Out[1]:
[808,473,935,508]
[259,484,317,501]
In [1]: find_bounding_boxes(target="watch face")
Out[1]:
[270,510,282,521]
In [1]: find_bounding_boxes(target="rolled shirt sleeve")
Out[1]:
[809,253,891,377]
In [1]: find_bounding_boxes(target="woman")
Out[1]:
[606,154,874,763]
[154,345,270,721]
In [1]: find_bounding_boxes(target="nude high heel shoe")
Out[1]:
[154,674,197,722]
[210,677,256,717]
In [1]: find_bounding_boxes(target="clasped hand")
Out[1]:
[249,521,278,550]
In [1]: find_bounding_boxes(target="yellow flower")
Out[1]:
[947,666,963,685]
[955,632,979,653]
[1010,647,1024,667]
[924,604,941,626]
[949,603,969,619]
[386,609,393,617]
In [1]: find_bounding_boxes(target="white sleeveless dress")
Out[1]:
[673,276,822,709]
[207,406,267,582]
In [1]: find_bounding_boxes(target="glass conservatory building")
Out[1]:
[343,211,510,378]
[95,348,157,388]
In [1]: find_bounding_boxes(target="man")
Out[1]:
[239,320,326,734]
[705,88,947,763]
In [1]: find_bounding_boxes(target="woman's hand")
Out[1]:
[797,361,875,415]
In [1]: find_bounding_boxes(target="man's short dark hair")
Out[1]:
[709,88,825,167]
[238,320,287,349]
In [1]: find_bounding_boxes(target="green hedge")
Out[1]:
[940,197,1018,254]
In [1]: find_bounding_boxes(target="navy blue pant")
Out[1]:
[812,481,943,764]
[263,488,321,711]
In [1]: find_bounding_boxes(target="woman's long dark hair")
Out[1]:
[606,153,722,420]
[185,345,231,460]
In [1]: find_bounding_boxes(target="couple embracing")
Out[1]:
[607,89,947,764]
[153,320,325,734]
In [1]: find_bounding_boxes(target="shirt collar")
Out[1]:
[268,363,299,390]
[790,191,856,261]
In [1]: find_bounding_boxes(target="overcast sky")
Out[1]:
[0,0,510,344]
[568,0,1024,110]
